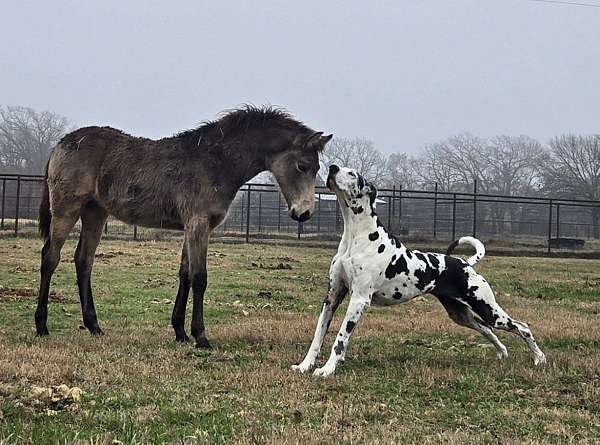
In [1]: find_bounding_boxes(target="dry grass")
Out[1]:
[0,237,599,444]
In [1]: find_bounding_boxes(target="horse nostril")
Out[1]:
[329,165,340,174]
[298,210,311,222]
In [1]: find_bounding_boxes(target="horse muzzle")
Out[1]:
[290,207,312,222]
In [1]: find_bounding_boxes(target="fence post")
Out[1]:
[104,222,108,235]
[547,199,553,253]
[556,203,560,239]
[433,183,438,239]
[133,225,138,241]
[297,221,302,239]
[1,178,6,230]
[14,175,21,235]
[398,184,402,231]
[451,193,457,241]
[387,191,392,230]
[277,193,282,232]
[258,192,262,233]
[472,179,478,237]
[245,184,251,243]
[390,186,396,233]
[240,194,245,233]
[317,193,321,236]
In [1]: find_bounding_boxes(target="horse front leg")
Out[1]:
[171,235,190,342]
[185,216,211,349]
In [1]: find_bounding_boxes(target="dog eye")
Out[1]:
[348,172,356,178]
[296,163,308,173]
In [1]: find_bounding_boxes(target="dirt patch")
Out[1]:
[257,291,272,299]
[250,262,292,270]
[276,256,299,263]
[96,250,126,260]
[0,287,69,303]
[142,278,170,288]
[1,383,83,416]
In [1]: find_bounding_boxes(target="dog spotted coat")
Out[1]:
[292,166,546,377]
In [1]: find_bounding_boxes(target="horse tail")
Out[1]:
[39,159,51,241]
[446,236,486,267]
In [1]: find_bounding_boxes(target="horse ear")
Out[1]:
[318,134,333,151]
[304,131,323,148]
[297,132,333,151]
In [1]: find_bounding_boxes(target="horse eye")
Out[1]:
[296,163,308,173]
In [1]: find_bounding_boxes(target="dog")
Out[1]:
[292,165,546,377]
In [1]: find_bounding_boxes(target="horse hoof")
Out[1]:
[175,333,190,343]
[90,327,104,337]
[36,327,49,337]
[195,338,212,349]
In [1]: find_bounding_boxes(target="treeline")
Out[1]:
[0,106,70,175]
[320,134,600,203]
[2,105,599,206]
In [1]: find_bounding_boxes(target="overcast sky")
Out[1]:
[1,0,599,153]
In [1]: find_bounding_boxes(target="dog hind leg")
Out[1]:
[493,314,546,365]
[436,295,508,360]
[459,280,546,366]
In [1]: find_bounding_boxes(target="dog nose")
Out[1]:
[329,164,340,175]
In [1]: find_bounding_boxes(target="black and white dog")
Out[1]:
[292,165,546,377]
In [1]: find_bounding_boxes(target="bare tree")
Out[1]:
[384,152,420,189]
[417,133,486,191]
[320,137,388,183]
[416,133,549,233]
[484,135,547,195]
[0,106,69,174]
[482,135,548,233]
[543,134,600,238]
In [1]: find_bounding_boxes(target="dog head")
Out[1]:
[326,164,378,213]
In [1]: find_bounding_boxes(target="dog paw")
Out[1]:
[291,362,313,374]
[313,365,335,377]
[496,348,508,360]
[534,352,547,366]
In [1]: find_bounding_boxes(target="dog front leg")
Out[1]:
[313,292,370,377]
[292,283,348,373]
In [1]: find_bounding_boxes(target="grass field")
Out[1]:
[1,237,599,444]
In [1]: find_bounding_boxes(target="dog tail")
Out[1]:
[446,236,485,267]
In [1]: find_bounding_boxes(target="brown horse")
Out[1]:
[36,106,332,348]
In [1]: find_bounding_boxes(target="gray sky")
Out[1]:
[1,0,599,153]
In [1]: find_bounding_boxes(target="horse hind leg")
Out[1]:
[35,209,80,336]
[75,201,108,336]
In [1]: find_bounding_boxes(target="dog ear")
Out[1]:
[366,182,378,205]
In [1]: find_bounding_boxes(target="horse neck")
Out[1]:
[208,129,293,192]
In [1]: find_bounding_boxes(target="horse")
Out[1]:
[36,105,332,348]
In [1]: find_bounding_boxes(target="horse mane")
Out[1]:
[173,105,312,142]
